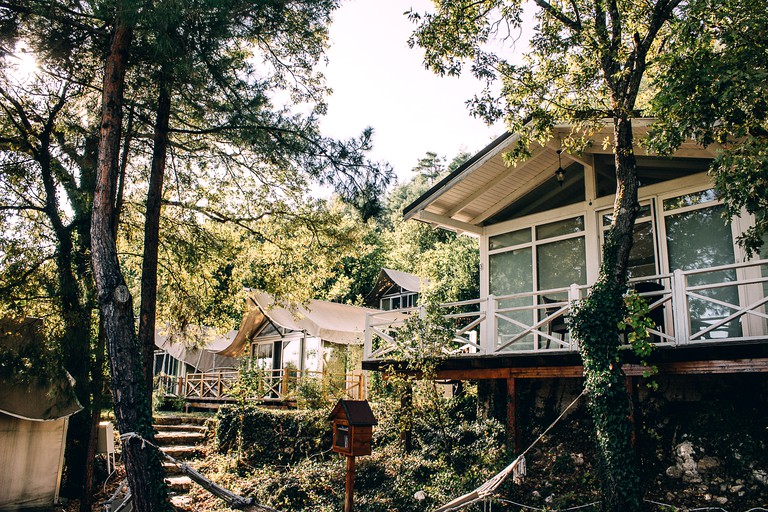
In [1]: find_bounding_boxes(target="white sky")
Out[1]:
[320,0,507,183]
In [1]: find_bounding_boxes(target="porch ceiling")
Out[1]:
[404,120,714,232]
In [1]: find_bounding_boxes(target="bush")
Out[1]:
[216,404,331,466]
[209,385,509,512]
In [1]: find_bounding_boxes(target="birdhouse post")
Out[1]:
[328,399,377,512]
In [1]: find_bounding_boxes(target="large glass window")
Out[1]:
[380,291,418,310]
[601,203,659,278]
[488,216,586,351]
[663,191,742,338]
[537,237,586,291]
[490,246,534,350]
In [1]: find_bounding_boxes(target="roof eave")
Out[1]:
[402,131,517,223]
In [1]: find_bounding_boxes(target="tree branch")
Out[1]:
[534,0,582,31]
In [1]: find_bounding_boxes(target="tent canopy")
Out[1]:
[0,317,82,421]
[247,290,408,346]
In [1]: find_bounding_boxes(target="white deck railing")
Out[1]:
[364,259,768,361]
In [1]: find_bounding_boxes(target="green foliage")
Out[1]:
[0,320,68,388]
[319,150,479,306]
[408,0,679,159]
[381,151,479,304]
[216,404,331,467]
[649,0,768,257]
[227,360,267,405]
[152,388,185,412]
[209,386,507,512]
[569,273,643,511]
[390,300,456,364]
[620,290,658,383]
[295,377,332,410]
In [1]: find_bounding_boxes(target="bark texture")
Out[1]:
[139,66,173,405]
[573,115,644,512]
[91,19,170,512]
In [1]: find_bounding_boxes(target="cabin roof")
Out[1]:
[402,119,715,233]
[364,268,427,306]
[328,399,378,425]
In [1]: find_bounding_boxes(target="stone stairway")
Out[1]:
[153,415,210,506]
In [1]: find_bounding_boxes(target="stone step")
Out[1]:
[170,495,194,509]
[165,476,192,492]
[160,445,202,460]
[155,431,206,446]
[155,424,207,434]
[153,415,210,426]
[162,461,183,476]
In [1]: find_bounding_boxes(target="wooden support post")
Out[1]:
[345,455,355,512]
[506,378,521,453]
[281,370,289,399]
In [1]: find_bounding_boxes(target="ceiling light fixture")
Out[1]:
[555,149,565,186]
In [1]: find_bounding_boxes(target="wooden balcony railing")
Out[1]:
[364,258,768,360]
[156,369,366,403]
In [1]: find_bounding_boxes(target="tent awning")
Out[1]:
[363,268,428,307]
[0,317,82,421]
[248,290,405,346]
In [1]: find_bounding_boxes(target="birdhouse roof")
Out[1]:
[328,399,378,426]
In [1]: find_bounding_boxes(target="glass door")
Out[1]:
[489,228,534,351]
[600,202,659,279]
[661,189,742,339]
[488,216,586,351]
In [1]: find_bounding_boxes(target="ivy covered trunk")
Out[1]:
[571,115,644,512]
[91,16,170,512]
[39,127,97,500]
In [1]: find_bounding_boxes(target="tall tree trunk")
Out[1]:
[91,17,170,512]
[573,115,643,512]
[37,132,94,499]
[113,105,134,236]
[139,66,173,406]
[80,317,105,512]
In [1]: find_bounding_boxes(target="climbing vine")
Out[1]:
[620,290,659,383]
[569,275,643,512]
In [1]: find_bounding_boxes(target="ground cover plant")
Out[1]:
[173,373,768,512]
[194,382,507,512]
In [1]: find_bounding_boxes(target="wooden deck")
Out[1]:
[363,258,768,377]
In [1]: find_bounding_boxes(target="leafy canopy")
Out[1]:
[649,0,768,256]
[409,0,681,155]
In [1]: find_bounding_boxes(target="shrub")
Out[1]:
[216,404,331,466]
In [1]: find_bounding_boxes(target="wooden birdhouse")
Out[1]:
[328,399,377,457]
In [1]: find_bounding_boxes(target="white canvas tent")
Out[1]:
[248,290,383,345]
[154,327,241,374]
[237,289,408,376]
[0,318,82,511]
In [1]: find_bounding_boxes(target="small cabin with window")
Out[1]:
[224,289,394,404]
[364,268,426,310]
[363,120,768,429]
